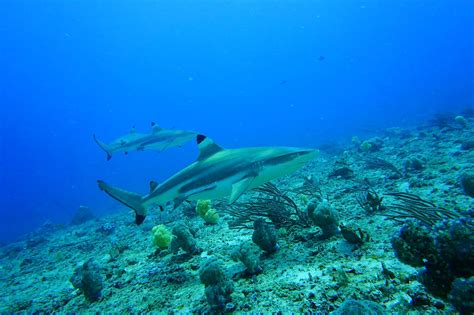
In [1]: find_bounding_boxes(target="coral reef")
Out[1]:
[1,114,472,313]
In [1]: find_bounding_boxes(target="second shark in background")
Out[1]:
[93,122,197,160]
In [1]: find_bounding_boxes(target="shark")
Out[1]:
[93,123,197,160]
[97,135,318,224]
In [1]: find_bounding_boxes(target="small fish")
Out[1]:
[318,56,325,61]
[98,135,318,224]
[93,123,197,160]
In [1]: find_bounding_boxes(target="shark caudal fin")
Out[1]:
[93,134,113,161]
[97,180,147,224]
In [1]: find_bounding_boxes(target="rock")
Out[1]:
[460,173,474,197]
[70,206,95,225]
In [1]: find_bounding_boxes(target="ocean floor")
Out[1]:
[1,116,473,313]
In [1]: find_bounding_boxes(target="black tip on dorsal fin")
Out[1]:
[196,135,223,160]
[149,180,159,193]
[197,134,206,144]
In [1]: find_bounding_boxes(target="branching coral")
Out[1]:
[221,182,315,230]
[383,192,460,226]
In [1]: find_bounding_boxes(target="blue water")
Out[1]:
[0,1,472,242]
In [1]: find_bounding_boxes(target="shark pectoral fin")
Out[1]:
[149,181,159,193]
[174,184,217,209]
[157,139,174,152]
[93,134,113,161]
[229,176,256,204]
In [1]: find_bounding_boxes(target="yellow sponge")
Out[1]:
[196,199,219,224]
[151,224,172,250]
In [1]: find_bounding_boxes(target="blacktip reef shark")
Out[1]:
[93,122,197,160]
[97,135,318,224]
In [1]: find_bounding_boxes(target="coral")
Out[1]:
[224,183,313,229]
[384,192,459,226]
[351,135,361,145]
[392,214,474,309]
[109,237,129,259]
[307,199,339,238]
[460,140,474,151]
[196,199,219,224]
[356,189,384,214]
[359,140,372,152]
[391,221,437,267]
[328,166,354,179]
[196,199,212,218]
[332,299,385,315]
[199,258,234,312]
[448,277,474,315]
[151,224,172,250]
[404,157,424,172]
[70,206,95,225]
[252,219,278,254]
[454,115,469,128]
[435,216,474,279]
[98,222,115,235]
[203,208,219,224]
[340,224,370,245]
[70,258,103,302]
[231,242,262,276]
[170,222,201,255]
[182,200,197,218]
[460,173,474,197]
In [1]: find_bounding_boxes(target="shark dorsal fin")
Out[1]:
[130,126,136,134]
[197,135,223,160]
[149,180,159,193]
[151,122,162,134]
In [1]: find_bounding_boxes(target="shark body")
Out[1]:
[93,123,197,160]
[98,135,318,224]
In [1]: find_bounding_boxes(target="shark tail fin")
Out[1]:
[97,180,147,224]
[93,134,113,161]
